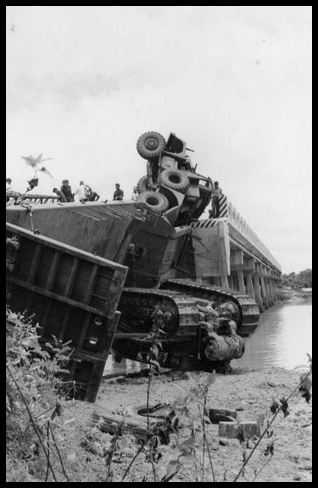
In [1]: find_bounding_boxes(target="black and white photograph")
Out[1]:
[6,6,312,483]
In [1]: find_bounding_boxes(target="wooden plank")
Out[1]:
[103,268,129,318]
[97,311,121,357]
[64,257,80,297]
[77,314,92,351]
[40,299,53,337]
[6,222,129,272]
[58,306,72,342]
[45,250,61,291]
[27,243,42,283]
[91,409,161,440]
[7,275,114,316]
[84,264,98,303]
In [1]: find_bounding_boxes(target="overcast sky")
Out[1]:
[6,6,312,274]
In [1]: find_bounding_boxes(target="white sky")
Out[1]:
[6,6,312,274]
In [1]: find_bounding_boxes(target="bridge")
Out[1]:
[191,194,282,312]
[6,191,282,314]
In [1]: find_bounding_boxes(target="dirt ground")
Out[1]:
[63,365,312,483]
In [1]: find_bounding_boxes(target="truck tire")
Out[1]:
[138,191,169,213]
[136,131,166,160]
[158,169,190,193]
[136,175,150,193]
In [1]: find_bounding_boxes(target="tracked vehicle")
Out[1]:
[6,131,259,378]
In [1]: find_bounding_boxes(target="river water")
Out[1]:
[104,298,312,377]
[233,298,312,370]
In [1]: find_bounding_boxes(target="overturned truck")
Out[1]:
[6,131,259,399]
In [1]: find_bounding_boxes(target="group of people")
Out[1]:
[55,181,132,204]
[53,180,100,203]
[113,184,140,202]
[7,176,222,215]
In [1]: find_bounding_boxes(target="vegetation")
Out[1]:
[282,269,312,290]
[6,307,312,482]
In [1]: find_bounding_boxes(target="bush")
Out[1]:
[6,307,72,482]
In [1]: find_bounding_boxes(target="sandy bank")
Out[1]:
[62,366,311,483]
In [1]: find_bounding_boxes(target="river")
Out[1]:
[104,298,312,377]
[233,298,312,370]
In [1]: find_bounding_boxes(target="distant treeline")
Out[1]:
[282,268,312,289]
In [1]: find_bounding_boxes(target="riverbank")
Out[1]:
[277,289,312,301]
[14,365,310,483]
[96,366,312,482]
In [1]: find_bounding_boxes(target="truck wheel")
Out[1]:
[136,131,166,160]
[136,175,151,193]
[138,191,169,213]
[158,169,190,193]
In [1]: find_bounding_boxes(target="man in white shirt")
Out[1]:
[75,181,88,203]
[131,187,138,201]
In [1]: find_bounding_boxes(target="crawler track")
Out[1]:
[160,279,260,337]
[112,281,259,371]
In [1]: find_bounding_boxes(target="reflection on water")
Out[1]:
[104,299,312,376]
[234,299,312,370]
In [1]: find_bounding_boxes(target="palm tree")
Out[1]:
[21,154,53,191]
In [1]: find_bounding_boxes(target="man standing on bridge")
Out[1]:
[113,183,124,201]
[211,181,222,218]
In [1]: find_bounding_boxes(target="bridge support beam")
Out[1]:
[261,266,273,307]
[257,264,269,309]
[228,247,280,311]
[269,274,276,305]
[237,269,246,294]
[266,278,274,306]
[229,250,246,293]
[267,267,276,306]
[272,276,278,300]
[220,275,229,288]
[245,271,255,298]
[228,274,234,289]
[271,272,278,301]
[252,271,264,312]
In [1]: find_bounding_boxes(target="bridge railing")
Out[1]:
[6,192,59,205]
[226,201,281,271]
[192,195,281,272]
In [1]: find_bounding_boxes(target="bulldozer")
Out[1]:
[6,131,259,384]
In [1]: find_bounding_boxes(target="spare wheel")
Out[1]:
[136,131,166,160]
[158,169,190,193]
[138,191,169,213]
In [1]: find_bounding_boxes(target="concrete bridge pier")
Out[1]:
[271,271,279,301]
[265,278,273,307]
[189,199,282,317]
[250,265,264,313]
[237,269,246,294]
[262,264,277,308]
[245,271,255,299]
[229,250,246,294]
[267,268,276,307]
[257,264,269,309]
[267,279,274,307]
